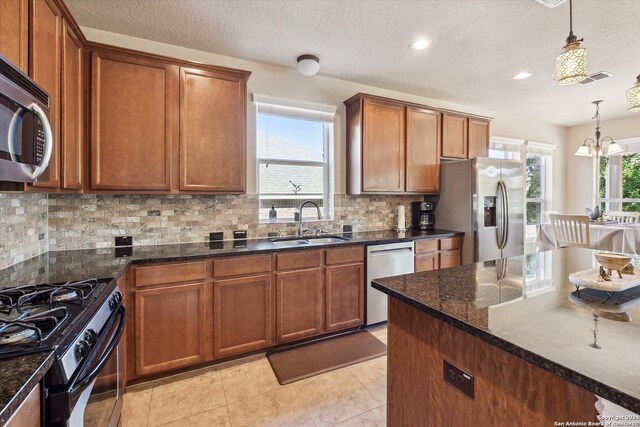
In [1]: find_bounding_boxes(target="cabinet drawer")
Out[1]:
[440,237,461,251]
[415,239,438,254]
[134,261,206,287]
[326,246,364,266]
[213,255,272,278]
[440,250,461,269]
[276,250,323,271]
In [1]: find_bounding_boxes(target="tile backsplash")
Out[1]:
[48,194,422,251]
[0,193,48,269]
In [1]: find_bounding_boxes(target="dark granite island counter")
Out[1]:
[372,247,640,426]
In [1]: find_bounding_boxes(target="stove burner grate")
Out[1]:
[0,279,99,310]
[0,306,69,345]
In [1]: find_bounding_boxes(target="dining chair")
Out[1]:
[603,211,640,224]
[543,210,559,223]
[549,214,591,249]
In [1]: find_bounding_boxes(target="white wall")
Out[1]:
[82,28,567,204]
[564,115,640,214]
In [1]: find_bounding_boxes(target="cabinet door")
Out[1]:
[415,253,439,272]
[91,50,173,190]
[325,263,364,332]
[276,268,324,343]
[5,383,40,427]
[406,107,440,193]
[439,250,461,269]
[468,118,490,159]
[179,67,246,192]
[0,0,29,72]
[60,21,82,189]
[362,98,405,192]
[213,274,274,358]
[30,0,61,188]
[441,113,467,159]
[134,283,206,376]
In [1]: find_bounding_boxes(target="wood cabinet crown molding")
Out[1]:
[343,92,493,122]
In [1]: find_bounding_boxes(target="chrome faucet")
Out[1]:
[298,200,322,236]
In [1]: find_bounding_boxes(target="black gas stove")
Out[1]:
[0,277,125,426]
[0,278,115,360]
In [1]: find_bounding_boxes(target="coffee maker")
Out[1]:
[412,201,435,231]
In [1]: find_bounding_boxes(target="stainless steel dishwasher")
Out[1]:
[366,242,415,325]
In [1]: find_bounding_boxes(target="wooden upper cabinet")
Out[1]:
[406,107,440,193]
[60,20,82,189]
[30,0,61,188]
[91,50,173,191]
[441,113,468,159]
[361,98,405,193]
[0,0,29,72]
[179,67,248,193]
[468,118,490,159]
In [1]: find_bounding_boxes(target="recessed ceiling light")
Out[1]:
[410,39,431,50]
[512,72,533,80]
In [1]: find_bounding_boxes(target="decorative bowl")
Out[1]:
[594,253,632,272]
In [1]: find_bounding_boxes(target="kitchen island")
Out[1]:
[372,247,640,426]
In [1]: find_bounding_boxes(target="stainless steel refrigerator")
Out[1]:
[435,157,524,264]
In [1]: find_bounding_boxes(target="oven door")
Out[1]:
[48,306,125,427]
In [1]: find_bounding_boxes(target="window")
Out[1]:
[490,138,555,240]
[525,143,554,239]
[255,96,334,222]
[598,137,640,213]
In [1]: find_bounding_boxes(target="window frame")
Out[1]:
[254,97,335,223]
[597,137,640,212]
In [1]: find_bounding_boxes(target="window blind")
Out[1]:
[253,94,335,123]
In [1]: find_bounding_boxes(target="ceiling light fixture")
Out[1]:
[512,72,533,80]
[296,55,320,76]
[553,0,587,85]
[410,39,431,50]
[627,75,640,112]
[574,100,623,158]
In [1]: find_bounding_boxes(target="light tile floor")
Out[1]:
[120,325,388,427]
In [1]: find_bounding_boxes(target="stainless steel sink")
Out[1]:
[269,235,350,246]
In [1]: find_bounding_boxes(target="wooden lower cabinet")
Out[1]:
[4,383,40,427]
[440,250,461,269]
[276,268,325,343]
[213,274,274,358]
[325,263,364,331]
[415,252,439,272]
[134,282,207,376]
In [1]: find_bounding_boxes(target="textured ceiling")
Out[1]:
[65,0,640,127]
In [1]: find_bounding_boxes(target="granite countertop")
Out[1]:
[0,351,54,425]
[0,228,461,287]
[372,247,640,413]
[0,228,461,421]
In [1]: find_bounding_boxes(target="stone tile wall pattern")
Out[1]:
[0,193,48,269]
[48,194,423,250]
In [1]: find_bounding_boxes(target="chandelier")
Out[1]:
[574,101,624,157]
[553,0,587,85]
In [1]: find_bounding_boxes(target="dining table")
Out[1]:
[536,222,640,255]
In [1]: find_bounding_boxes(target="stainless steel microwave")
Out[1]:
[0,54,53,183]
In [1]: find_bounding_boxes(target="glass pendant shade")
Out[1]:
[607,142,624,155]
[626,76,640,112]
[555,42,587,85]
[574,144,592,156]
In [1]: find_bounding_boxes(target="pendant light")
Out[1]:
[627,74,640,112]
[553,0,587,85]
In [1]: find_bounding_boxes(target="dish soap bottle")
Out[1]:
[293,207,300,222]
[269,204,277,221]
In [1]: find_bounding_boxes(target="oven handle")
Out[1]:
[69,306,125,399]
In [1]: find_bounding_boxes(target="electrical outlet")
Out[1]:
[343,225,353,233]
[115,236,132,247]
[233,230,247,240]
[209,232,224,241]
[115,247,133,258]
[443,360,474,399]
